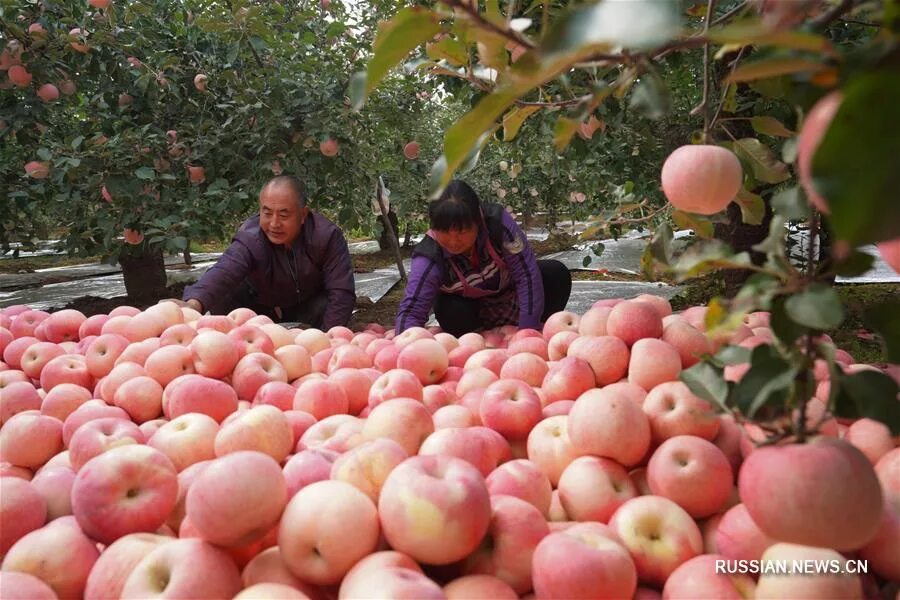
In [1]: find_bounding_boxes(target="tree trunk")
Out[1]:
[715,201,775,297]
[120,247,167,302]
[378,210,400,251]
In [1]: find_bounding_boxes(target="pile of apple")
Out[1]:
[0,296,897,600]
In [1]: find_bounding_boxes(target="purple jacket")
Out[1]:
[184,213,355,328]
[395,205,544,332]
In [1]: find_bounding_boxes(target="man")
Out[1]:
[182,175,355,329]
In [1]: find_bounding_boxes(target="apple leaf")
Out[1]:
[771,187,808,220]
[712,345,752,366]
[629,73,672,120]
[681,362,730,413]
[709,24,832,53]
[554,116,580,152]
[784,283,844,331]
[672,240,753,279]
[734,188,766,226]
[811,69,900,245]
[672,210,715,239]
[426,36,469,67]
[751,115,794,138]
[134,167,155,180]
[502,106,541,141]
[770,295,808,345]
[728,138,790,184]
[352,7,442,110]
[726,57,825,84]
[731,345,797,419]
[832,371,900,435]
[829,248,875,278]
[864,299,900,363]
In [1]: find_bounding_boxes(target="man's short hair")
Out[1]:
[262,175,307,209]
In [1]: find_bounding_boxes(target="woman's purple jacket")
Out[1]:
[183,213,355,328]
[395,207,544,333]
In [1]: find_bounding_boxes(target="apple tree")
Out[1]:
[1,0,440,297]
[353,0,900,438]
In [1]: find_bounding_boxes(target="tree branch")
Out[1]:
[246,38,265,69]
[602,203,670,226]
[811,0,857,30]
[444,0,535,49]
[709,46,747,132]
[692,0,719,141]
[712,0,752,26]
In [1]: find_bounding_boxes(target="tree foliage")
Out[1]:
[355,0,900,436]
[1,0,443,260]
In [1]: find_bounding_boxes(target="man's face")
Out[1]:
[259,185,307,247]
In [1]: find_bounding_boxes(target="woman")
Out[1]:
[395,180,572,336]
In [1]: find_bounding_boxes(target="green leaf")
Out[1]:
[751,215,788,263]
[502,106,541,141]
[457,128,496,175]
[886,0,900,34]
[709,25,832,53]
[70,136,84,150]
[831,248,875,278]
[734,188,766,226]
[628,74,671,120]
[704,297,742,333]
[721,83,738,114]
[134,167,155,180]
[681,362,730,413]
[475,32,509,71]
[671,210,715,239]
[732,273,782,314]
[832,371,900,435]
[426,36,469,67]
[37,148,52,161]
[784,283,844,330]
[357,8,442,108]
[348,71,367,112]
[812,69,900,245]
[325,22,346,37]
[770,294,807,344]
[771,187,809,220]
[553,116,580,152]
[864,299,900,363]
[647,222,674,264]
[726,57,825,83]
[541,0,678,54]
[713,345,752,366]
[728,138,790,184]
[751,116,794,138]
[640,222,673,279]
[672,240,753,279]
[731,345,797,418]
[439,88,521,190]
[582,255,593,268]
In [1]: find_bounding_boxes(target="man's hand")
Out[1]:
[161,298,204,313]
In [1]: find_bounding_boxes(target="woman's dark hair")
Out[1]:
[428,180,481,231]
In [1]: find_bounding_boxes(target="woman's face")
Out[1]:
[433,225,478,256]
